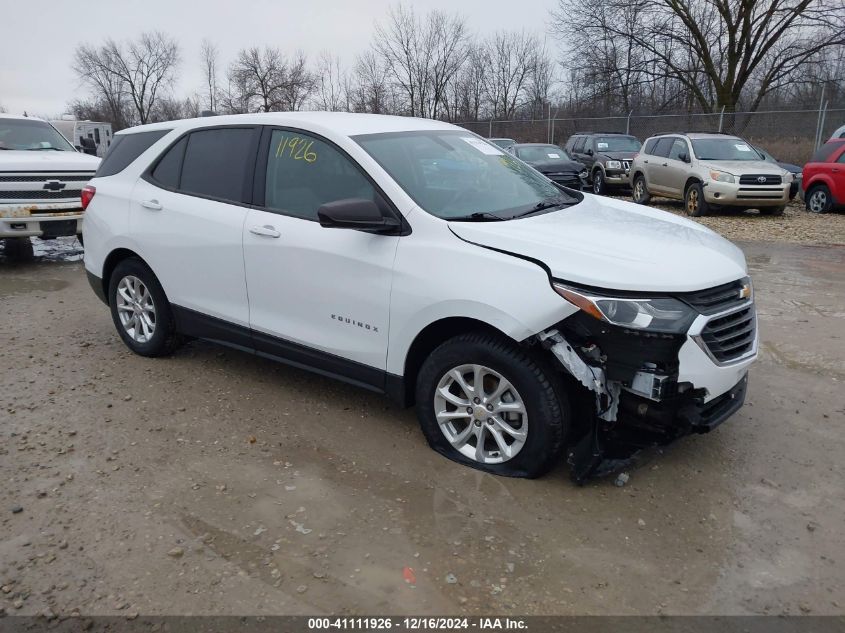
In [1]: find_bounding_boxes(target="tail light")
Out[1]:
[81,185,96,210]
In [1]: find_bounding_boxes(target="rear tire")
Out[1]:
[2,237,33,261]
[806,185,832,214]
[108,258,182,357]
[685,182,710,217]
[632,174,651,204]
[415,332,568,479]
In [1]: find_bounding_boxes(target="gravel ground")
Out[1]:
[0,238,843,616]
[611,195,845,246]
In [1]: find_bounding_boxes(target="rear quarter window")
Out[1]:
[96,130,171,177]
[643,138,658,154]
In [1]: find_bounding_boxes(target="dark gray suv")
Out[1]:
[564,132,642,195]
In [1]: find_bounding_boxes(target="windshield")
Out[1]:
[754,146,775,162]
[595,136,640,152]
[0,118,76,151]
[354,131,575,220]
[692,138,760,161]
[517,145,571,162]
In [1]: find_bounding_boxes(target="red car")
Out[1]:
[803,138,845,213]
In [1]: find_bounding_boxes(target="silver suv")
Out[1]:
[629,132,792,216]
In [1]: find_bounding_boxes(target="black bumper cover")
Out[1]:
[87,270,108,305]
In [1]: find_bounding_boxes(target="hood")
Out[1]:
[704,159,787,176]
[600,151,638,160]
[448,195,747,293]
[0,150,101,172]
[530,159,585,173]
[776,161,802,174]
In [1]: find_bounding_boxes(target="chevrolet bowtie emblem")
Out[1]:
[43,180,66,191]
[739,283,752,300]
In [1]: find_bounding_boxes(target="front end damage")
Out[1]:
[535,281,756,484]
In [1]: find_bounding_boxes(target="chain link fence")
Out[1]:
[459,107,845,165]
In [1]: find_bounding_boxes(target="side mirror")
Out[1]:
[317,198,400,234]
[678,152,689,163]
[585,149,594,156]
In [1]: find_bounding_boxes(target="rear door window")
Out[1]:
[96,130,171,177]
[179,128,257,203]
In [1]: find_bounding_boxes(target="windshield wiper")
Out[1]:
[448,211,507,222]
[25,147,64,151]
[512,195,575,219]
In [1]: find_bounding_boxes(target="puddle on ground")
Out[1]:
[0,238,80,297]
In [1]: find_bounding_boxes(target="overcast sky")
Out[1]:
[0,0,558,117]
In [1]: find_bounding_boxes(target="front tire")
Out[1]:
[761,205,785,216]
[108,258,181,357]
[806,185,832,214]
[632,174,651,204]
[685,182,710,217]
[415,332,568,478]
[592,169,606,195]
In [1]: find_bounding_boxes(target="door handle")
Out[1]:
[249,225,281,238]
[661,162,668,167]
[644,160,649,164]
[141,199,163,210]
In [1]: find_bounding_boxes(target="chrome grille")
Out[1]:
[621,160,631,170]
[699,305,756,363]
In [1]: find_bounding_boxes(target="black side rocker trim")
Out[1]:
[171,305,407,404]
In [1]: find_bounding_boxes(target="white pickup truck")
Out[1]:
[1,114,100,247]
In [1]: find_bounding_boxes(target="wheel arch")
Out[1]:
[101,248,151,303]
[399,317,508,407]
[684,176,703,195]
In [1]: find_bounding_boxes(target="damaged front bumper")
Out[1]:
[538,303,756,483]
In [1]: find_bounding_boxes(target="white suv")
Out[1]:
[0,114,100,243]
[83,113,757,483]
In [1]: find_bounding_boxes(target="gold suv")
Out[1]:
[628,132,792,216]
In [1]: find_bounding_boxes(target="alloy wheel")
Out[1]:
[808,190,828,213]
[433,364,528,464]
[634,179,644,202]
[687,188,699,214]
[116,275,156,343]
[593,173,603,194]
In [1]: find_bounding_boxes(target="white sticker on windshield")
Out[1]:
[596,142,609,150]
[461,137,503,155]
[548,153,561,158]
[735,143,752,152]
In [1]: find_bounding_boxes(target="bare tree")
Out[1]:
[228,46,286,112]
[277,51,316,111]
[373,4,468,118]
[200,38,218,112]
[72,43,130,128]
[73,32,179,126]
[482,30,539,119]
[551,0,845,113]
[315,51,348,111]
[349,50,395,114]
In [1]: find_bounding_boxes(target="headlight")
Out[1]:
[710,170,735,183]
[553,283,697,333]
[605,160,622,169]
[579,170,588,178]
[783,172,793,183]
